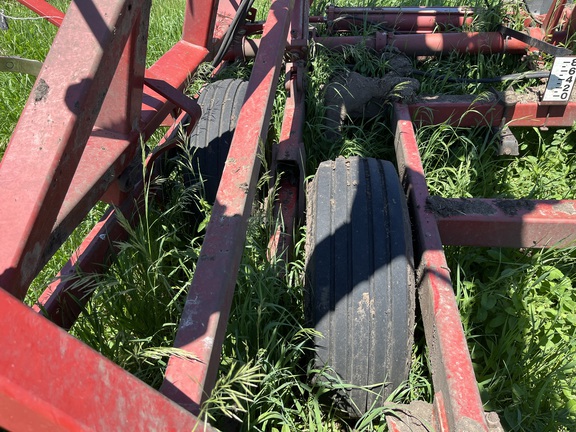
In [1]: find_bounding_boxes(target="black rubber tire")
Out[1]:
[185,78,248,204]
[305,156,415,417]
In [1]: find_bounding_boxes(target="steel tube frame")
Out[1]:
[0,0,153,299]
[393,103,489,431]
[3,0,576,430]
[0,0,235,429]
[0,287,213,431]
[408,98,576,128]
[314,31,532,55]
[160,0,296,413]
[326,6,475,32]
[32,110,192,329]
[433,198,576,248]
[267,0,308,260]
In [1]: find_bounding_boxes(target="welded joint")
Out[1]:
[143,77,201,134]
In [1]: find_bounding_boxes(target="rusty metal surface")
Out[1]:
[160,0,296,413]
[393,103,489,431]
[430,197,576,248]
[268,54,307,259]
[268,174,299,261]
[0,1,207,301]
[408,100,576,128]
[0,287,213,432]
[3,1,576,429]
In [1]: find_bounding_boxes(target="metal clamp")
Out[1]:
[497,25,572,56]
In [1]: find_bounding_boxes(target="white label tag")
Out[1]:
[542,56,576,104]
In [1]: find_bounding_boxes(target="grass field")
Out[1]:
[1,0,576,430]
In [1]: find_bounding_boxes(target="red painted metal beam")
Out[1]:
[0,286,213,432]
[0,0,152,300]
[393,103,490,431]
[505,101,576,127]
[430,197,576,248]
[16,0,64,27]
[160,0,296,413]
[182,0,219,49]
[543,0,567,37]
[315,31,531,55]
[17,46,205,289]
[33,205,131,329]
[408,99,503,128]
[268,70,307,259]
[0,1,207,301]
[326,6,475,32]
[390,31,530,55]
[408,99,576,128]
[267,1,308,260]
[141,41,209,136]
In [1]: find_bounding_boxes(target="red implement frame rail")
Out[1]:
[1,0,576,430]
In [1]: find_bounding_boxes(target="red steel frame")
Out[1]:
[1,0,576,430]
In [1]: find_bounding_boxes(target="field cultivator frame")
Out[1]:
[1,0,576,430]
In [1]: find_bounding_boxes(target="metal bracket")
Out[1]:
[497,25,571,56]
[0,56,42,76]
[144,75,201,133]
[496,125,520,156]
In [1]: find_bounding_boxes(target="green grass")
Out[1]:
[2,0,576,431]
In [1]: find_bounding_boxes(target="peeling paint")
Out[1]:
[34,79,50,102]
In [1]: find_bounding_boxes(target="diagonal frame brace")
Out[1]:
[0,0,151,299]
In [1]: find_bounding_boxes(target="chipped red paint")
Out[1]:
[263,23,309,260]
[408,100,576,128]
[393,103,489,431]
[434,198,576,248]
[160,0,296,413]
[33,206,132,329]
[315,31,531,55]
[0,1,206,300]
[33,110,195,330]
[0,287,213,431]
[4,0,576,429]
[0,0,151,299]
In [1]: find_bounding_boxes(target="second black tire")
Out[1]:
[185,78,248,204]
[305,156,415,416]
